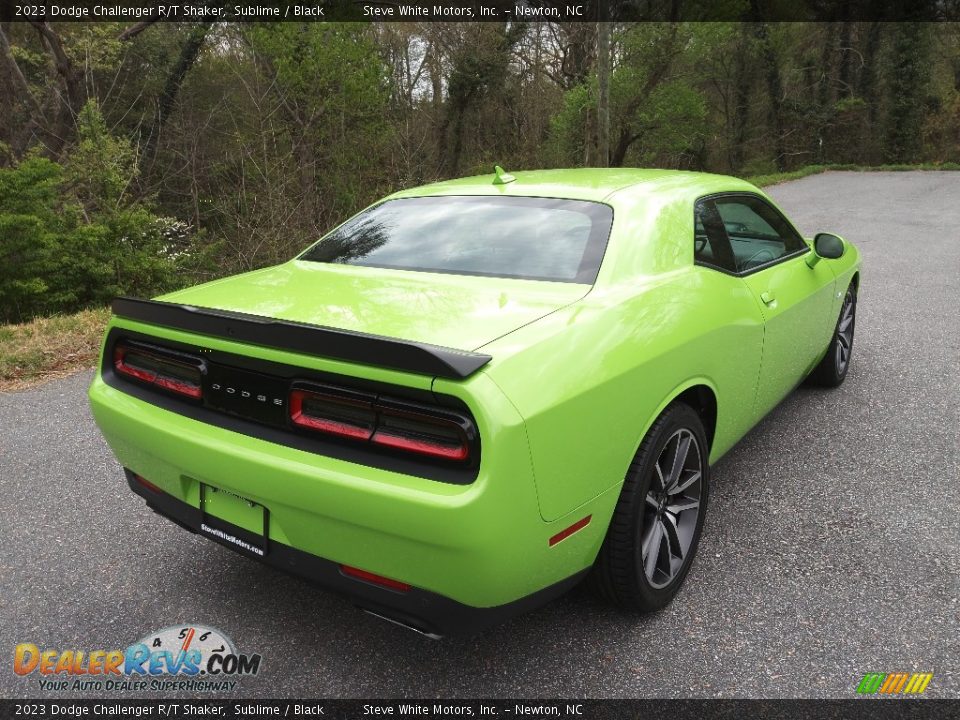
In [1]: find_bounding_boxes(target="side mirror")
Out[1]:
[806,232,846,267]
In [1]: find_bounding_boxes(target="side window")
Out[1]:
[713,196,806,273]
[694,199,737,273]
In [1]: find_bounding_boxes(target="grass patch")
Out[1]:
[748,161,960,187]
[0,307,110,391]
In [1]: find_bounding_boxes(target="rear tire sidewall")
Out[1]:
[631,405,711,608]
[592,402,711,612]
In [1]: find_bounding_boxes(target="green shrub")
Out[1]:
[0,102,201,323]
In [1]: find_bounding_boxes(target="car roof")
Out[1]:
[388,168,758,204]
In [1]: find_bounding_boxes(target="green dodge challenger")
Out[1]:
[89,168,860,637]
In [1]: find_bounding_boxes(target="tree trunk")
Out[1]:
[858,22,883,130]
[30,21,86,158]
[754,23,786,172]
[885,23,932,162]
[730,25,752,172]
[838,20,853,98]
[611,128,637,167]
[142,22,211,166]
[596,22,610,167]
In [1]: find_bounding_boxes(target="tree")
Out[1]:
[248,25,390,204]
[434,23,528,175]
[885,23,932,162]
[597,22,611,166]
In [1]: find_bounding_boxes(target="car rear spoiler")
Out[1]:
[111,297,492,380]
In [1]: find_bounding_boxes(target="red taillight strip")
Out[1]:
[154,375,202,399]
[340,565,411,592]
[290,386,474,463]
[113,344,202,400]
[289,390,373,440]
[549,515,592,547]
[371,430,469,461]
[114,347,157,383]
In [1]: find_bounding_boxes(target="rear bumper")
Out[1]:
[89,361,614,628]
[125,469,587,637]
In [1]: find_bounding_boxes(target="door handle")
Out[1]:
[760,291,776,305]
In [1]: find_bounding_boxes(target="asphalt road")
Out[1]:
[1,171,958,700]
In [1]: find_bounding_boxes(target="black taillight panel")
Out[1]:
[289,382,478,464]
[104,330,481,482]
[113,340,205,400]
[204,362,289,426]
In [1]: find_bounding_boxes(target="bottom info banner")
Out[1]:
[3,700,959,720]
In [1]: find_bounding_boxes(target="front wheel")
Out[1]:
[808,284,857,387]
[591,403,710,611]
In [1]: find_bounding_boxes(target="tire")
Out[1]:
[807,284,857,387]
[591,402,710,611]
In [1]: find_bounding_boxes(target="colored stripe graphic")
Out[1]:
[909,673,934,694]
[856,673,885,694]
[857,672,933,695]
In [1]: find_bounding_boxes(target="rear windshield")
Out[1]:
[300,196,614,283]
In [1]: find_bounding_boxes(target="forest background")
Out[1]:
[1,19,957,325]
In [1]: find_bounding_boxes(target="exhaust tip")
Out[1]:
[361,609,443,640]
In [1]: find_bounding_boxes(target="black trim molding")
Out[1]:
[112,297,492,380]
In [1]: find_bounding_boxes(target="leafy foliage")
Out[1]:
[885,23,933,162]
[0,21,957,322]
[0,102,200,323]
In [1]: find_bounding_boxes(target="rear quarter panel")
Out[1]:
[472,177,769,522]
[477,272,765,522]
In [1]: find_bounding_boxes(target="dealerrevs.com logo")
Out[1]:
[13,625,261,692]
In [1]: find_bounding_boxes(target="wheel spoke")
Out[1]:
[654,521,671,579]
[642,521,663,579]
[652,462,667,492]
[666,496,699,514]
[645,493,659,510]
[838,334,849,363]
[662,514,683,564]
[668,470,701,495]
[641,515,659,555]
[666,433,691,491]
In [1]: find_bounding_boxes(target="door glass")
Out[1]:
[694,200,737,272]
[713,196,805,273]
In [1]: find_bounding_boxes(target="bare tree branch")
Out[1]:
[118,20,159,42]
[0,26,44,117]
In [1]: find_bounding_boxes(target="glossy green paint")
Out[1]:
[156,262,591,353]
[89,168,860,608]
[89,317,618,606]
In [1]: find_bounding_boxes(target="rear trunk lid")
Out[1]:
[156,261,589,353]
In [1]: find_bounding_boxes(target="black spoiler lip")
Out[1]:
[111,297,492,380]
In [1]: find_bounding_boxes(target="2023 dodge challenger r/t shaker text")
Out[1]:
[89,168,860,637]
